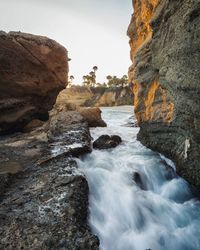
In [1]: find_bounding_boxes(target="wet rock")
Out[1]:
[0,31,68,135]
[132,172,146,190]
[0,107,99,249]
[93,135,122,149]
[160,160,177,180]
[124,116,138,127]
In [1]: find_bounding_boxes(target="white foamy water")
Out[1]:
[77,106,200,250]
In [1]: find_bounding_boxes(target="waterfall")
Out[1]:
[77,106,200,250]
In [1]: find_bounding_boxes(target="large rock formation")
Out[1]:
[0,31,68,135]
[57,86,133,107]
[128,0,200,186]
[56,86,93,106]
[0,106,99,249]
[88,86,134,107]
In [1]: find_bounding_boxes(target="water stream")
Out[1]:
[77,106,200,250]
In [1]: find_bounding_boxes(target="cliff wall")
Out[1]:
[128,0,200,186]
[57,86,133,107]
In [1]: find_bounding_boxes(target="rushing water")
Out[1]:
[77,106,200,250]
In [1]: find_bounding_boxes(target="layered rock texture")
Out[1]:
[0,106,99,249]
[0,31,68,135]
[128,0,200,186]
[57,86,133,107]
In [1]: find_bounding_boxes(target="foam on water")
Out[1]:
[77,106,200,250]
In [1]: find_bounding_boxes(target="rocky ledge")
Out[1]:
[128,0,200,187]
[0,31,68,135]
[0,107,99,249]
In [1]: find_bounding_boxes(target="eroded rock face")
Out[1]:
[57,86,133,107]
[128,0,200,186]
[0,107,99,249]
[0,31,68,135]
[57,86,93,106]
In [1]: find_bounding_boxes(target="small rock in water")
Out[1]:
[132,172,146,190]
[93,134,122,149]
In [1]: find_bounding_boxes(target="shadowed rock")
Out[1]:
[0,31,68,135]
[132,172,146,190]
[0,103,99,249]
[93,135,122,150]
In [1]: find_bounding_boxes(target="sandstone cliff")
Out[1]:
[56,86,93,106]
[57,86,133,107]
[0,31,68,135]
[128,0,200,186]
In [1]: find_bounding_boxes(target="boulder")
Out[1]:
[0,31,68,135]
[93,135,122,149]
[132,172,146,190]
[78,107,107,127]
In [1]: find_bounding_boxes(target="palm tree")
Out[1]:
[93,66,98,72]
[121,75,128,87]
[89,71,96,87]
[83,75,90,86]
[69,75,74,83]
[106,75,113,87]
[106,75,112,81]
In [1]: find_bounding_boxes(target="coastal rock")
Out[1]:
[0,107,99,249]
[0,31,68,135]
[57,86,133,107]
[89,86,134,107]
[57,86,93,106]
[78,107,107,127]
[23,119,45,133]
[93,135,122,150]
[53,102,107,128]
[132,172,146,190]
[128,0,200,187]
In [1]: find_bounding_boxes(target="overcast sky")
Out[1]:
[0,0,133,84]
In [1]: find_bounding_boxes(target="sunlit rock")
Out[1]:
[128,0,200,187]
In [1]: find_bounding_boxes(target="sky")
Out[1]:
[0,0,133,84]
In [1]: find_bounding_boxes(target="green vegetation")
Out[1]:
[106,75,128,88]
[82,66,98,87]
[82,65,129,88]
[68,65,129,88]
